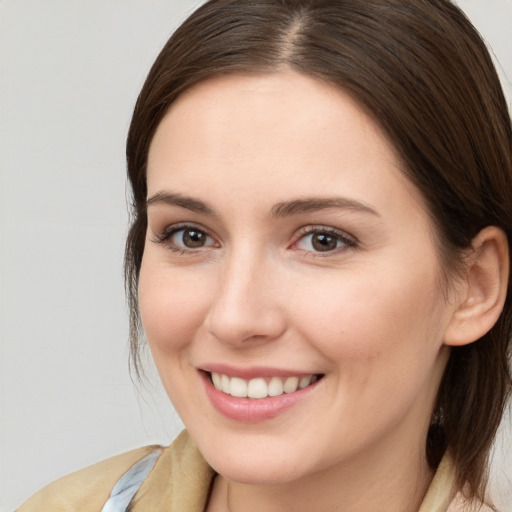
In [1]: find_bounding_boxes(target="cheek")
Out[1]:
[138,256,211,355]
[291,261,447,379]
[291,267,449,448]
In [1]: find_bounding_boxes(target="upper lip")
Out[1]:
[199,363,320,380]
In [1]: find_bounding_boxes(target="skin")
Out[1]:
[138,71,463,512]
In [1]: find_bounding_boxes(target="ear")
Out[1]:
[444,226,509,347]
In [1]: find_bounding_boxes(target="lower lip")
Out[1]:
[200,372,321,423]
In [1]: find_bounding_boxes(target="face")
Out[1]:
[139,72,456,485]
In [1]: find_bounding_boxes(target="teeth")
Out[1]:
[299,375,312,389]
[210,372,318,399]
[283,376,299,393]
[211,372,222,390]
[268,376,284,396]
[221,374,231,394]
[230,377,247,398]
[247,378,268,399]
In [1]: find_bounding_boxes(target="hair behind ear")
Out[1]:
[434,225,511,496]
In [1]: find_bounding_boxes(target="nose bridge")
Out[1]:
[205,244,285,345]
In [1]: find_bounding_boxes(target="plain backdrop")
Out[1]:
[1,1,511,511]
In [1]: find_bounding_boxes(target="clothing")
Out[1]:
[17,430,477,512]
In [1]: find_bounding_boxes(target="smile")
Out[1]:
[210,372,321,399]
[201,369,324,422]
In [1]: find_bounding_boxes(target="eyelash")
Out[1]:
[152,223,218,255]
[292,226,357,256]
[152,223,357,256]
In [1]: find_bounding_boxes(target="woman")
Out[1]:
[18,0,511,511]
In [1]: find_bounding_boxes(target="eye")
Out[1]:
[153,224,218,253]
[294,228,355,254]
[172,228,212,249]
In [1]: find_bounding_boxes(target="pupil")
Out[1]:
[312,233,337,252]
[183,229,205,248]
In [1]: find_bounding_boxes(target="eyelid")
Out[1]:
[150,222,356,256]
[151,222,219,252]
[290,225,357,254]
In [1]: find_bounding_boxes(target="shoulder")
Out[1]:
[16,444,161,512]
[16,431,214,512]
[448,493,496,512]
[130,430,215,511]
[419,454,495,512]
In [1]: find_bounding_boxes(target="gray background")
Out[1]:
[1,1,511,510]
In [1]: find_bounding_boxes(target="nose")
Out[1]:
[204,249,287,346]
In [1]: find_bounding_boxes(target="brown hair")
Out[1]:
[125,0,512,500]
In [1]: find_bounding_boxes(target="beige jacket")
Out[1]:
[17,430,482,512]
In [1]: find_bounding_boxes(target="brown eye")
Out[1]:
[181,229,207,248]
[311,233,338,252]
[156,225,217,252]
[295,228,355,254]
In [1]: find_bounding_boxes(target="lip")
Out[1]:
[199,368,323,423]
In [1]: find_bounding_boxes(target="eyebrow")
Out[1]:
[271,197,379,217]
[146,192,216,216]
[146,192,379,218]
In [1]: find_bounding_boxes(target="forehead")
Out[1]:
[146,71,426,220]
[150,71,390,163]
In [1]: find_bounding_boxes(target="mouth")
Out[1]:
[207,371,323,399]
[200,368,325,422]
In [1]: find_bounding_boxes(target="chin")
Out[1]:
[209,455,307,485]
[190,429,321,486]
